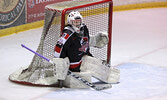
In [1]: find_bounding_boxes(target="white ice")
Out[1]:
[0,8,167,100]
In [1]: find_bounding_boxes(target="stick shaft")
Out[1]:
[21,44,51,63]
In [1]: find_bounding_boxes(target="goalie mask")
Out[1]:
[67,11,83,33]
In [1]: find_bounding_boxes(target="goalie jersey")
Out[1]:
[54,24,92,72]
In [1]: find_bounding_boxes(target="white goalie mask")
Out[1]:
[67,11,83,33]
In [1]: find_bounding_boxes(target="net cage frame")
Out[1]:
[9,0,113,87]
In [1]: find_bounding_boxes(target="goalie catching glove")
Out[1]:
[89,32,109,48]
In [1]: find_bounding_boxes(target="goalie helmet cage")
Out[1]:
[9,0,113,86]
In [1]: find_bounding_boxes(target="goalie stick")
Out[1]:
[21,44,112,91]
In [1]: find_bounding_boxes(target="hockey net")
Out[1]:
[9,0,113,86]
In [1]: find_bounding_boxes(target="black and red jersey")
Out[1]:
[54,24,92,72]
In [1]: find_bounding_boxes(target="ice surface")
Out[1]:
[0,8,167,100]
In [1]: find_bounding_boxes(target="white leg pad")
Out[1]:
[80,56,120,83]
[52,57,70,80]
[63,72,92,88]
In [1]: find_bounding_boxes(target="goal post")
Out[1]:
[9,0,113,86]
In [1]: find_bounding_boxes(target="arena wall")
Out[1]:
[0,0,167,37]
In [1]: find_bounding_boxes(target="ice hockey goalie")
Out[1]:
[9,11,120,88]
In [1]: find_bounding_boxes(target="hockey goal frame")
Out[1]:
[9,0,113,87]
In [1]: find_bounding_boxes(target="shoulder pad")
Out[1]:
[63,26,75,35]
